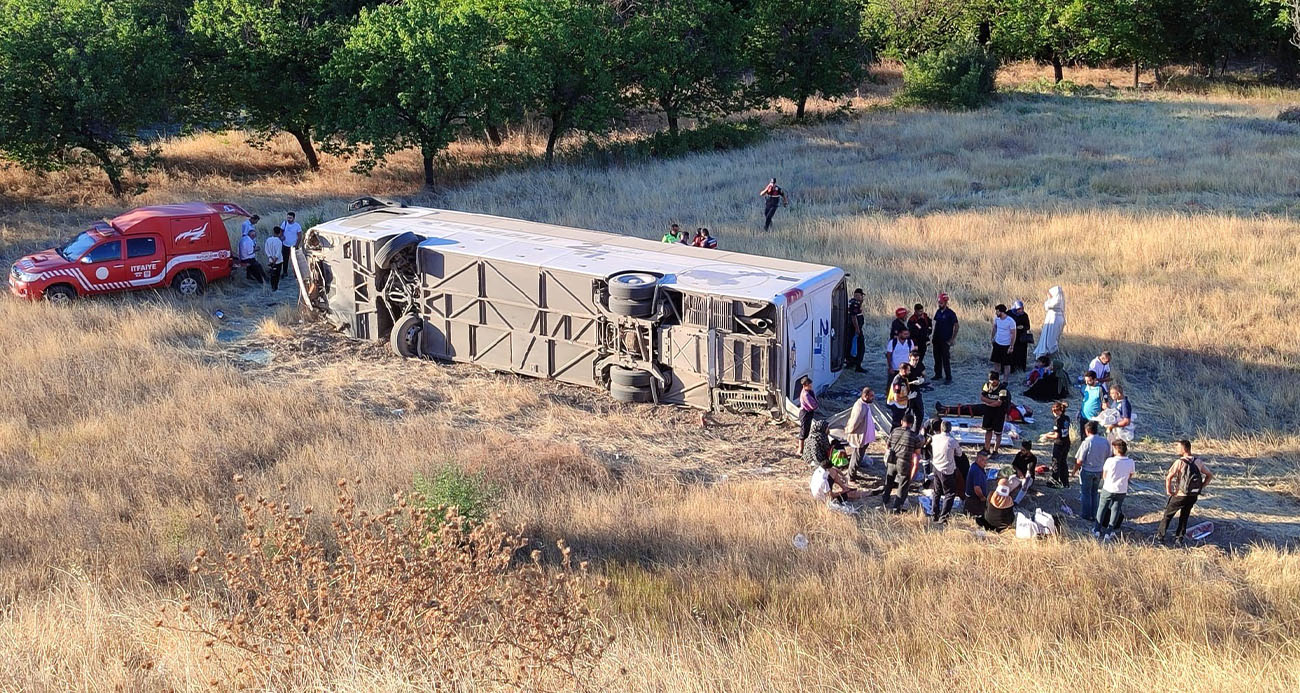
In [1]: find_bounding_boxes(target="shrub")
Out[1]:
[896,44,999,110]
[638,119,766,158]
[163,478,609,689]
[413,466,495,527]
[1278,107,1300,124]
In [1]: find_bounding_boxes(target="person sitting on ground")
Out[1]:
[810,456,868,505]
[802,417,831,470]
[885,327,914,387]
[661,223,682,243]
[980,371,1011,451]
[830,441,851,471]
[882,413,923,513]
[1095,439,1135,541]
[1044,401,1071,488]
[930,421,960,524]
[964,449,992,516]
[1023,355,1061,402]
[1011,441,1036,504]
[844,387,876,479]
[1156,439,1214,545]
[1026,356,1052,386]
[1089,351,1113,385]
[1079,370,1106,436]
[982,466,1024,532]
[886,363,914,429]
[1101,384,1134,441]
[691,227,718,249]
[797,377,818,455]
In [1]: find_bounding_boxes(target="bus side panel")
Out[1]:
[542,269,601,388]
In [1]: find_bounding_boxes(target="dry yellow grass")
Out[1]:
[1,64,1299,690]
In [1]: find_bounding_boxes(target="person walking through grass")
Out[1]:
[882,413,922,513]
[844,387,876,479]
[1156,439,1214,545]
[1074,420,1108,521]
[930,421,960,523]
[797,377,818,456]
[759,178,787,230]
[990,303,1016,382]
[1095,439,1135,541]
[931,292,958,384]
[1044,401,1071,488]
[264,227,284,293]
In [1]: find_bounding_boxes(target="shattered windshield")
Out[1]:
[58,231,98,261]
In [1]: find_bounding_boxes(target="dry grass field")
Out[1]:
[1,65,1299,691]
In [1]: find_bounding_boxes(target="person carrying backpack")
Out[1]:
[1156,439,1214,544]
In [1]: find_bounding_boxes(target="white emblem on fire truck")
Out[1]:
[175,223,209,242]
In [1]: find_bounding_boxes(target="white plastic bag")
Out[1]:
[1034,508,1057,536]
[1015,512,1036,539]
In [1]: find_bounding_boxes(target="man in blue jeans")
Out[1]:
[1095,439,1136,540]
[1073,421,1109,521]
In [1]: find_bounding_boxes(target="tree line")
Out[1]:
[0,0,1297,195]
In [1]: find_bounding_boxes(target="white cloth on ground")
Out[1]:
[1034,286,1066,359]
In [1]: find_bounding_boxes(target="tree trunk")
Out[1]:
[86,142,124,197]
[484,122,503,147]
[1051,55,1064,84]
[1132,62,1140,89]
[421,146,435,189]
[545,113,564,165]
[795,94,808,119]
[288,127,320,171]
[666,110,680,137]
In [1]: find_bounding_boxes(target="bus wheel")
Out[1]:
[607,270,660,301]
[609,367,653,403]
[608,295,654,318]
[390,314,423,358]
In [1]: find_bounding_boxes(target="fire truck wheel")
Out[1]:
[375,232,422,270]
[607,270,661,301]
[172,270,206,297]
[610,382,653,404]
[44,284,76,306]
[609,366,653,389]
[608,295,654,318]
[390,313,423,358]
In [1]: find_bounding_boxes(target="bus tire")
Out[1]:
[610,382,653,404]
[609,366,652,389]
[607,271,661,301]
[608,295,654,318]
[375,232,422,270]
[390,314,423,358]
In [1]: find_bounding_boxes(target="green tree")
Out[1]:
[492,0,628,163]
[992,0,1088,83]
[0,0,179,196]
[189,0,372,170]
[1074,0,1165,87]
[749,0,869,118]
[320,0,498,188]
[862,0,989,60]
[625,0,749,137]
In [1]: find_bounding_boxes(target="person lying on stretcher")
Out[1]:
[932,401,1033,423]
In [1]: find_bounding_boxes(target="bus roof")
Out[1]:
[315,206,843,303]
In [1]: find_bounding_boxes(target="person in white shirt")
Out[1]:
[990,303,1017,382]
[843,387,876,478]
[280,212,302,268]
[240,214,260,238]
[809,456,866,505]
[1094,439,1135,540]
[264,227,285,292]
[929,421,960,523]
[237,229,265,284]
[1089,351,1112,385]
[885,328,915,387]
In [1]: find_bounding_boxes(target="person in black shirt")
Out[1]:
[846,288,866,372]
[1011,441,1037,502]
[882,413,923,513]
[908,303,933,362]
[890,306,909,339]
[1009,300,1032,373]
[1044,400,1071,488]
[980,371,1010,451]
[931,292,958,384]
[759,178,788,231]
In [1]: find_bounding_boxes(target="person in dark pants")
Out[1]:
[1095,439,1135,540]
[264,226,285,292]
[1008,299,1032,372]
[1156,439,1214,544]
[964,449,991,516]
[882,413,922,513]
[237,228,265,284]
[931,292,958,384]
[907,303,933,362]
[905,350,927,426]
[797,377,818,456]
[1044,401,1071,488]
[886,363,914,429]
[759,178,788,230]
[846,288,866,372]
[929,421,960,523]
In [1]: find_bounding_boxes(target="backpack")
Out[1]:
[1175,456,1204,496]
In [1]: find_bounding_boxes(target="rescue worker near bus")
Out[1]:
[846,288,866,372]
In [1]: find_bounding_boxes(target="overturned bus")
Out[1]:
[296,198,847,419]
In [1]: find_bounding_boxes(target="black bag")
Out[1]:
[1175,456,1204,496]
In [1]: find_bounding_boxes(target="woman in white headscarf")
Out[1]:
[1034,286,1066,359]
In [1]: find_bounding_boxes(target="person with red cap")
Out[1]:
[932,293,959,384]
[889,306,909,339]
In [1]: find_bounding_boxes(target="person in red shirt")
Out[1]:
[691,227,718,248]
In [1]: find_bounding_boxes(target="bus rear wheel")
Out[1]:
[390,314,423,358]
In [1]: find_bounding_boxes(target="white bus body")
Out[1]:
[298,199,847,418]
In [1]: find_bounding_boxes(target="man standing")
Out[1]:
[931,292,958,384]
[240,214,260,238]
[1079,371,1106,436]
[264,227,285,292]
[885,327,914,387]
[1095,439,1136,541]
[844,387,876,479]
[1009,300,1032,373]
[979,371,1010,451]
[905,350,927,425]
[886,363,915,429]
[1044,401,1071,488]
[930,421,960,523]
[907,303,933,362]
[280,211,302,270]
[1073,420,1109,522]
[882,413,922,513]
[1156,440,1214,544]
[990,303,1016,382]
[759,178,788,231]
[846,288,866,373]
[238,228,265,284]
[889,306,909,339]
[1089,351,1113,385]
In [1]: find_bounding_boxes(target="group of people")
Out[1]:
[805,289,1215,545]
[237,211,302,293]
[660,223,718,248]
